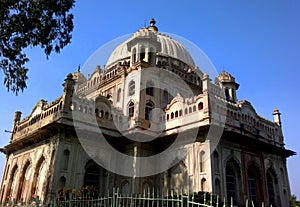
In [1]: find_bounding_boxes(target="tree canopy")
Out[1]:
[0,0,75,94]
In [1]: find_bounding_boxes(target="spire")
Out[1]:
[148,18,158,32]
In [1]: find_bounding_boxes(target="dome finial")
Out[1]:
[148,18,158,31]
[150,18,156,26]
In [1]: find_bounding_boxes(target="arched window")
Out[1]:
[225,158,241,205]
[200,151,205,172]
[132,48,137,63]
[128,102,134,118]
[248,171,257,203]
[189,107,192,113]
[193,105,196,112]
[171,112,174,119]
[83,160,107,196]
[31,156,47,199]
[128,80,135,96]
[175,111,178,118]
[146,81,154,96]
[140,46,145,61]
[117,88,121,102]
[6,165,18,202]
[247,163,261,205]
[145,102,154,120]
[225,88,230,100]
[198,102,203,110]
[17,161,31,201]
[213,151,219,173]
[267,169,279,206]
[63,150,70,170]
[226,165,237,202]
[179,109,182,116]
[267,173,275,206]
[201,178,207,192]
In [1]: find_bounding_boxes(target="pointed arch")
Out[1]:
[225,157,242,206]
[84,160,107,196]
[128,101,134,118]
[84,160,100,187]
[213,151,220,173]
[31,156,47,199]
[17,160,32,201]
[6,164,18,202]
[247,162,263,206]
[145,101,154,120]
[140,46,145,61]
[200,150,205,172]
[201,178,207,192]
[266,167,280,207]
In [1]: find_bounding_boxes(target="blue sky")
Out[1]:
[0,0,299,198]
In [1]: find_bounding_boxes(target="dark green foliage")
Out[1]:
[0,0,75,94]
[291,194,300,207]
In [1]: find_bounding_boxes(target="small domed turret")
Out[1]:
[217,70,239,102]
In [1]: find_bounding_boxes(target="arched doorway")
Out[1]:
[83,160,107,196]
[225,158,242,206]
[247,163,263,206]
[31,156,47,200]
[5,164,18,202]
[267,168,280,207]
[17,161,32,201]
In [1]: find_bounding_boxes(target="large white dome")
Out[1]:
[106,31,195,67]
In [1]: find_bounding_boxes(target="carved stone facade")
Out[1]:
[0,19,294,206]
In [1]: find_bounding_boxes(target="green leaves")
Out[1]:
[0,0,75,95]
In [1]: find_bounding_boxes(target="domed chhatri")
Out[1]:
[106,19,195,67]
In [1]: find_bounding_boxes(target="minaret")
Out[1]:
[273,108,281,127]
[216,70,239,102]
[62,73,75,112]
[10,111,22,141]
